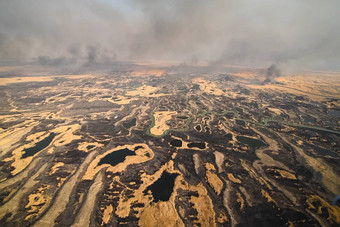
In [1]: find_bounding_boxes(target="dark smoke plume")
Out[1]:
[0,0,340,72]
[263,64,281,84]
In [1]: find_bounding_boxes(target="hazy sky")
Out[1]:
[0,0,339,70]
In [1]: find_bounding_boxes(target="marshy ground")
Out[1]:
[0,64,339,226]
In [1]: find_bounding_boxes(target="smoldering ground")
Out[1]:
[263,64,281,84]
[0,0,340,72]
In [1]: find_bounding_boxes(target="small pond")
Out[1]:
[22,133,56,158]
[236,136,266,149]
[144,171,179,202]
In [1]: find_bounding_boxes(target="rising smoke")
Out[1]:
[263,64,281,84]
[0,0,340,71]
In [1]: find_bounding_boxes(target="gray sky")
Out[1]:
[0,0,339,71]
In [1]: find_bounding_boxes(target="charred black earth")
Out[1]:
[0,65,339,226]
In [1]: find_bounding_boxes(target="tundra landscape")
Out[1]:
[0,1,339,226]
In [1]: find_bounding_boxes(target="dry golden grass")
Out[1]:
[261,189,274,203]
[170,136,208,151]
[72,173,103,227]
[189,182,216,227]
[192,78,224,96]
[0,74,93,85]
[83,144,154,180]
[78,142,103,153]
[49,162,64,175]
[150,111,177,136]
[306,195,340,224]
[268,168,296,180]
[248,73,340,101]
[205,163,223,195]
[130,69,165,77]
[101,205,113,226]
[227,173,241,184]
[236,192,245,210]
[126,85,165,97]
[4,123,81,175]
[25,185,52,221]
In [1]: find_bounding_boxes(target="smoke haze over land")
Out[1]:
[264,64,281,84]
[1,0,340,71]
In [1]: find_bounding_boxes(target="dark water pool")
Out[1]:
[170,139,182,147]
[98,148,136,166]
[224,112,235,119]
[304,142,338,158]
[187,142,206,149]
[22,133,56,158]
[123,118,137,129]
[195,125,202,132]
[328,109,340,118]
[86,145,95,150]
[302,115,316,124]
[225,133,233,141]
[236,107,243,113]
[236,136,266,149]
[236,119,246,127]
[144,171,179,202]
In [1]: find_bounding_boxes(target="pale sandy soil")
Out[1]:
[252,128,290,171]
[240,160,273,192]
[214,151,224,173]
[193,153,201,175]
[35,151,98,227]
[150,111,177,136]
[223,181,237,226]
[281,135,340,196]
[0,163,48,220]
[72,173,103,227]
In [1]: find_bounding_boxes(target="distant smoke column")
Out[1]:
[264,64,281,84]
